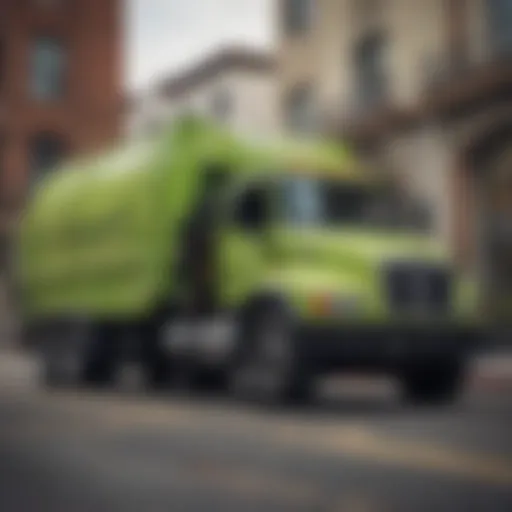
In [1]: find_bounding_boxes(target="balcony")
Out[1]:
[421,48,512,120]
[334,92,416,149]
[333,47,512,148]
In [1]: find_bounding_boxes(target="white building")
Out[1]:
[127,47,278,140]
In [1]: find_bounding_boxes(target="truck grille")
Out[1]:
[384,262,452,315]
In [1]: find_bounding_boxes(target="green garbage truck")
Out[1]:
[17,117,482,404]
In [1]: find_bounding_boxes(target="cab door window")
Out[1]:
[232,184,271,232]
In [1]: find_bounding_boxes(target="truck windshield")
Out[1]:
[281,176,430,232]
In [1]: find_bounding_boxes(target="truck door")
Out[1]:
[181,165,228,314]
[217,182,272,309]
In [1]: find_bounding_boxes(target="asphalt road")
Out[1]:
[0,351,511,512]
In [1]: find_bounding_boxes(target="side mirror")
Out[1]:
[234,189,269,232]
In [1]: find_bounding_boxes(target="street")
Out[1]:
[0,350,511,512]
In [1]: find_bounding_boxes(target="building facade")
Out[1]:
[0,0,122,242]
[127,47,278,141]
[278,0,512,311]
[0,0,123,338]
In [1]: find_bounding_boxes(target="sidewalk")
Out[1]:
[469,350,512,392]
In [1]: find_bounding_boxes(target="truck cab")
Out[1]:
[167,146,482,405]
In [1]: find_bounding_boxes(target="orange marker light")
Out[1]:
[309,293,333,317]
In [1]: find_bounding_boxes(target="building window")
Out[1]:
[446,0,470,69]
[283,0,313,35]
[487,0,512,56]
[30,37,67,101]
[354,33,388,110]
[284,84,316,135]
[353,0,383,24]
[211,88,232,122]
[28,133,67,183]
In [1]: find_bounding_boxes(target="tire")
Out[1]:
[41,345,75,389]
[81,324,121,388]
[186,366,229,396]
[401,357,466,406]
[140,321,173,392]
[41,321,120,390]
[230,303,313,407]
[39,323,65,388]
[40,321,84,389]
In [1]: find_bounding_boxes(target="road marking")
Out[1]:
[11,386,512,489]
[329,494,384,512]
[174,463,325,506]
[62,396,512,488]
[273,423,512,488]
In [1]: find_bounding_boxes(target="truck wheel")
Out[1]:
[81,324,121,388]
[142,350,172,392]
[41,322,119,390]
[186,367,229,395]
[401,357,466,406]
[41,324,81,389]
[140,323,173,392]
[230,305,313,407]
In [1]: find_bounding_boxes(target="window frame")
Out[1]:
[29,35,68,102]
[228,178,275,233]
[282,0,313,36]
[211,87,233,122]
[353,31,389,110]
[486,0,512,57]
[284,83,316,135]
[28,132,67,184]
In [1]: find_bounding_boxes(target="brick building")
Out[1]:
[0,0,122,337]
[0,0,123,256]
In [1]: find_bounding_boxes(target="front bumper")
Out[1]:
[297,323,483,371]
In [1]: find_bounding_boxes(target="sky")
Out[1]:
[126,0,274,91]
